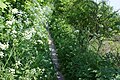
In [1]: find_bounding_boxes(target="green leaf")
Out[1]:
[0,24,5,29]
[0,1,7,10]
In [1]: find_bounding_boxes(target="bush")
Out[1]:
[0,0,56,79]
[50,16,120,80]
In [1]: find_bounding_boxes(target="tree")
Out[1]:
[49,0,120,79]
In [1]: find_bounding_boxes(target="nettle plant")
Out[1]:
[0,0,56,79]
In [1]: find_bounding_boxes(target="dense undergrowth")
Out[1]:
[0,0,56,79]
[49,0,120,80]
[0,0,120,80]
[49,18,120,80]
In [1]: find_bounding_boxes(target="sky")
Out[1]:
[109,0,120,11]
[95,0,120,13]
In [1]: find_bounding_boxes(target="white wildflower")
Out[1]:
[100,37,105,40]
[40,77,42,79]
[12,8,18,14]
[34,41,37,44]
[31,68,36,73]
[48,39,52,44]
[12,30,17,34]
[25,33,32,40]
[12,34,17,38]
[6,21,13,25]
[24,18,31,25]
[0,51,4,58]
[6,19,15,25]
[74,30,79,33]
[97,14,102,17]
[108,28,112,31]
[42,68,45,71]
[37,40,43,44]
[45,75,47,78]
[0,42,9,50]
[50,62,52,64]
[23,28,36,40]
[30,28,36,33]
[16,60,21,65]
[15,60,21,68]
[11,30,17,38]
[49,48,52,51]
[23,30,32,40]
[99,24,104,28]
[18,10,23,14]
[9,68,15,74]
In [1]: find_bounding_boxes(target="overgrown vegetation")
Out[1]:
[50,0,120,80]
[0,0,56,79]
[0,0,120,80]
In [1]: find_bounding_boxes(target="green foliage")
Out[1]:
[0,0,120,79]
[50,17,120,80]
[0,0,56,79]
[49,0,120,80]
[0,1,7,11]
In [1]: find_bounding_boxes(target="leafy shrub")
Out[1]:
[50,20,120,79]
[49,0,120,78]
[0,0,56,79]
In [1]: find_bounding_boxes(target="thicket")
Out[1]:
[49,0,120,80]
[0,0,56,79]
[0,0,120,80]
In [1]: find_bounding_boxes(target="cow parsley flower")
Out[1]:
[31,68,36,74]
[6,21,13,25]
[0,42,9,50]
[24,32,32,40]
[42,68,45,71]
[12,30,17,34]
[12,8,18,14]
[6,19,15,25]
[23,28,36,40]
[37,40,43,44]
[30,28,36,33]
[16,60,21,65]
[108,28,112,31]
[0,51,4,58]
[45,75,47,78]
[74,30,79,33]
[9,68,15,74]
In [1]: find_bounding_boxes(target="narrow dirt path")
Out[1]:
[46,24,64,80]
